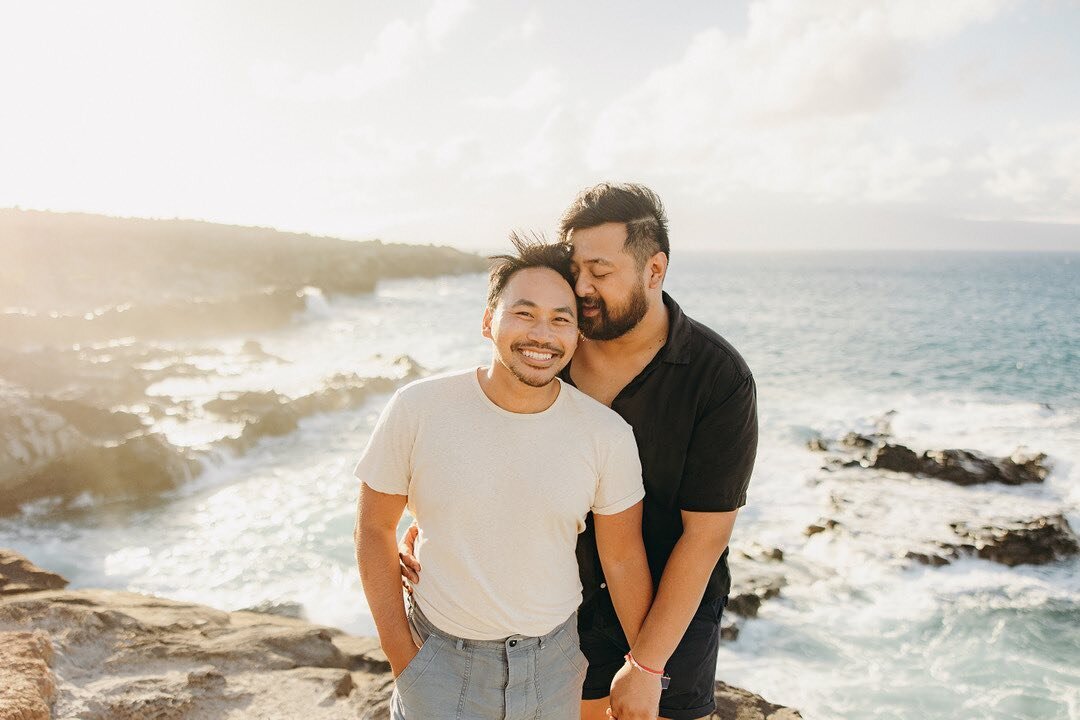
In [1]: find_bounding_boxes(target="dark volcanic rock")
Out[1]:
[805,518,841,536]
[948,515,1079,566]
[712,681,802,719]
[0,549,70,596]
[921,448,1049,486]
[866,443,921,473]
[727,574,786,619]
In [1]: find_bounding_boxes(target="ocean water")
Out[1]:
[3,251,1078,719]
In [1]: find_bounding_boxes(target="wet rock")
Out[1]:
[241,600,308,621]
[839,432,877,449]
[726,593,763,618]
[1,433,201,514]
[948,515,1079,566]
[0,630,56,720]
[904,548,958,567]
[34,396,145,441]
[738,545,784,563]
[0,549,69,596]
[806,436,828,452]
[866,443,921,473]
[805,519,841,536]
[720,616,740,642]
[727,575,786,619]
[204,390,289,420]
[712,681,802,719]
[921,448,1049,486]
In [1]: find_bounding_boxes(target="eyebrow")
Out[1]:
[574,258,615,268]
[510,299,577,318]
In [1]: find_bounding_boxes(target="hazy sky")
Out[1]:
[2,0,1079,250]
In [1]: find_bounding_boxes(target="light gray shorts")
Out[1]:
[390,602,588,720]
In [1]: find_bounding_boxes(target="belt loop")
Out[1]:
[456,638,465,651]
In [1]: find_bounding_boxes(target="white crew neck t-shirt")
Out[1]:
[355,368,644,640]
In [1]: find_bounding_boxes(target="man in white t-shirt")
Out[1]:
[354,235,654,720]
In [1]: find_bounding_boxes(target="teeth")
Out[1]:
[521,350,554,361]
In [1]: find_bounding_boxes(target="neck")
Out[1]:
[477,363,561,414]
[580,292,669,361]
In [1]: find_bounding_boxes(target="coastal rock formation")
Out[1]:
[948,515,1079,566]
[0,550,69,596]
[0,209,488,347]
[0,579,802,719]
[714,681,802,719]
[727,574,787,619]
[0,359,425,516]
[816,426,1050,486]
[0,630,56,720]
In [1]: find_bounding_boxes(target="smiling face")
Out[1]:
[569,222,653,341]
[483,267,579,388]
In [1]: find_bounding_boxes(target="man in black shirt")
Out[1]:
[399,183,756,719]
[559,183,757,720]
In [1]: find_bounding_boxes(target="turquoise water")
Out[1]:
[2,251,1077,719]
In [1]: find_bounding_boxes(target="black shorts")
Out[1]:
[578,593,727,720]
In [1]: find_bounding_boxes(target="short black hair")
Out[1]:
[487,231,575,309]
[558,182,670,268]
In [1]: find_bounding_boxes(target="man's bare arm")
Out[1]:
[594,500,653,646]
[609,509,738,720]
[355,482,417,678]
[633,508,737,668]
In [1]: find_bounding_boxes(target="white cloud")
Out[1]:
[584,0,1079,222]
[426,0,474,47]
[252,19,418,102]
[471,67,562,111]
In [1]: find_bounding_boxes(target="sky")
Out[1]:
[1,0,1079,251]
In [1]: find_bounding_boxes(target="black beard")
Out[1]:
[579,282,649,341]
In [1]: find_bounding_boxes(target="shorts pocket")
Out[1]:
[396,632,441,695]
[553,623,589,675]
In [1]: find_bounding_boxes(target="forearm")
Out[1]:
[630,534,721,669]
[357,523,415,675]
[601,547,653,646]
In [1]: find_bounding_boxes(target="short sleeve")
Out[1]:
[592,423,645,515]
[678,374,758,512]
[353,389,415,496]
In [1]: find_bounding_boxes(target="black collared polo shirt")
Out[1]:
[564,292,758,611]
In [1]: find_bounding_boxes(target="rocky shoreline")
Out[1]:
[1,209,487,517]
[0,550,802,720]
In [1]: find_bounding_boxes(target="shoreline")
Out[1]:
[1,549,802,719]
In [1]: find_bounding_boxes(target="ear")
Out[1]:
[481,306,494,340]
[646,251,667,290]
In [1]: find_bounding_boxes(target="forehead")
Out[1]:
[569,222,630,264]
[500,267,575,308]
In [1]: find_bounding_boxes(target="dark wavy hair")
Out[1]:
[487,231,575,309]
[558,182,670,268]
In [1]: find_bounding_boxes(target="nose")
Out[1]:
[525,318,558,344]
[575,273,593,298]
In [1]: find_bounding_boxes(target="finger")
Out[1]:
[398,551,422,573]
[400,578,414,595]
[398,557,421,584]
